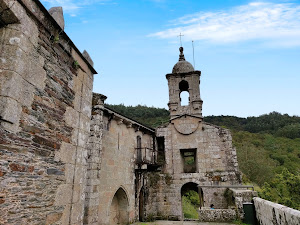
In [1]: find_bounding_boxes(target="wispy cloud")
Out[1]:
[150,2,300,47]
[41,0,112,14]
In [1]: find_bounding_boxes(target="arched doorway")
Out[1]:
[109,188,129,225]
[139,187,145,222]
[181,182,201,220]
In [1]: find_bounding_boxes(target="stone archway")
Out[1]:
[181,182,201,220]
[109,188,129,225]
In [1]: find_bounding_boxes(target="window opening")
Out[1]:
[180,91,189,106]
[157,137,165,164]
[179,80,189,106]
[137,136,142,163]
[181,149,197,173]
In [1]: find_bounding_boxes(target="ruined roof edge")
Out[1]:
[104,106,155,133]
[18,0,97,74]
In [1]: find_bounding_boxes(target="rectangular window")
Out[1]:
[181,149,197,173]
[157,137,165,164]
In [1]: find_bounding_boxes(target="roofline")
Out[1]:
[166,70,201,77]
[104,106,155,133]
[18,0,97,74]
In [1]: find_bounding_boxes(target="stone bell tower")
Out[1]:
[167,47,203,120]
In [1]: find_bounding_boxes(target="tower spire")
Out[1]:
[179,47,185,61]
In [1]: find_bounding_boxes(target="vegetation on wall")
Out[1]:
[182,190,200,219]
[106,104,300,210]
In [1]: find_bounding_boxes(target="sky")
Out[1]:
[41,0,300,117]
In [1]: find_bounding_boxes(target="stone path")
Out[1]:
[133,221,234,225]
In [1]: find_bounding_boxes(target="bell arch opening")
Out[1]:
[109,187,129,225]
[179,80,189,106]
[181,182,201,220]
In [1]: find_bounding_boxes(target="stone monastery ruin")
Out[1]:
[1,1,300,225]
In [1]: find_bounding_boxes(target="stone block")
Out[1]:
[74,165,87,184]
[65,164,75,184]
[0,1,19,24]
[0,27,35,54]
[73,94,81,112]
[0,44,46,90]
[6,2,39,47]
[70,202,84,224]
[64,107,80,128]
[71,128,79,145]
[78,130,89,148]
[0,96,22,125]
[61,204,71,225]
[46,212,63,225]
[79,114,91,132]
[76,146,88,165]
[54,142,76,164]
[55,184,73,206]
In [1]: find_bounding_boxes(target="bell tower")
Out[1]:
[167,47,203,120]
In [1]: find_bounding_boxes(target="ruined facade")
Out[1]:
[2,1,300,225]
[139,47,242,221]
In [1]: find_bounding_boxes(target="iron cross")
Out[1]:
[177,33,184,47]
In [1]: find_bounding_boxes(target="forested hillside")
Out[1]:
[105,104,169,128]
[106,104,300,210]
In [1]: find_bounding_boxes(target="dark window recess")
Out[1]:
[157,137,165,164]
[137,136,142,163]
[181,149,197,173]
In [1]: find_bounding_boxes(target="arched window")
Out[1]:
[179,80,189,106]
[110,188,129,224]
[137,136,142,163]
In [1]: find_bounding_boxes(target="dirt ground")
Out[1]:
[132,221,234,225]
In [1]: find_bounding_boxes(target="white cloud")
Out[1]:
[41,0,112,14]
[150,2,300,47]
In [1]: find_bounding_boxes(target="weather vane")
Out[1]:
[177,33,184,47]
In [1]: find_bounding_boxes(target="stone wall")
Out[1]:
[86,93,155,225]
[231,188,257,219]
[253,197,300,225]
[0,0,96,224]
[198,209,236,222]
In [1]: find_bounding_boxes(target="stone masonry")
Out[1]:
[0,0,96,224]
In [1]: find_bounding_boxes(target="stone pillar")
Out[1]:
[84,94,107,225]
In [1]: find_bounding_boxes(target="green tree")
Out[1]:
[260,169,300,210]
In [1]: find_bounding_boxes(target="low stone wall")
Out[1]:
[253,197,300,225]
[198,209,236,222]
[231,188,257,219]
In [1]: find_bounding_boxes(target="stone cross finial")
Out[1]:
[179,47,185,61]
[177,32,184,47]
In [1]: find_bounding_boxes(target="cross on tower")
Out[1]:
[177,33,184,47]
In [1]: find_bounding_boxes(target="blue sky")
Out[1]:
[41,0,300,117]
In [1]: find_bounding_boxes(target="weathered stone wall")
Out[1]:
[231,188,257,219]
[86,94,155,224]
[0,0,95,224]
[198,209,237,222]
[253,197,300,225]
[149,122,241,220]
